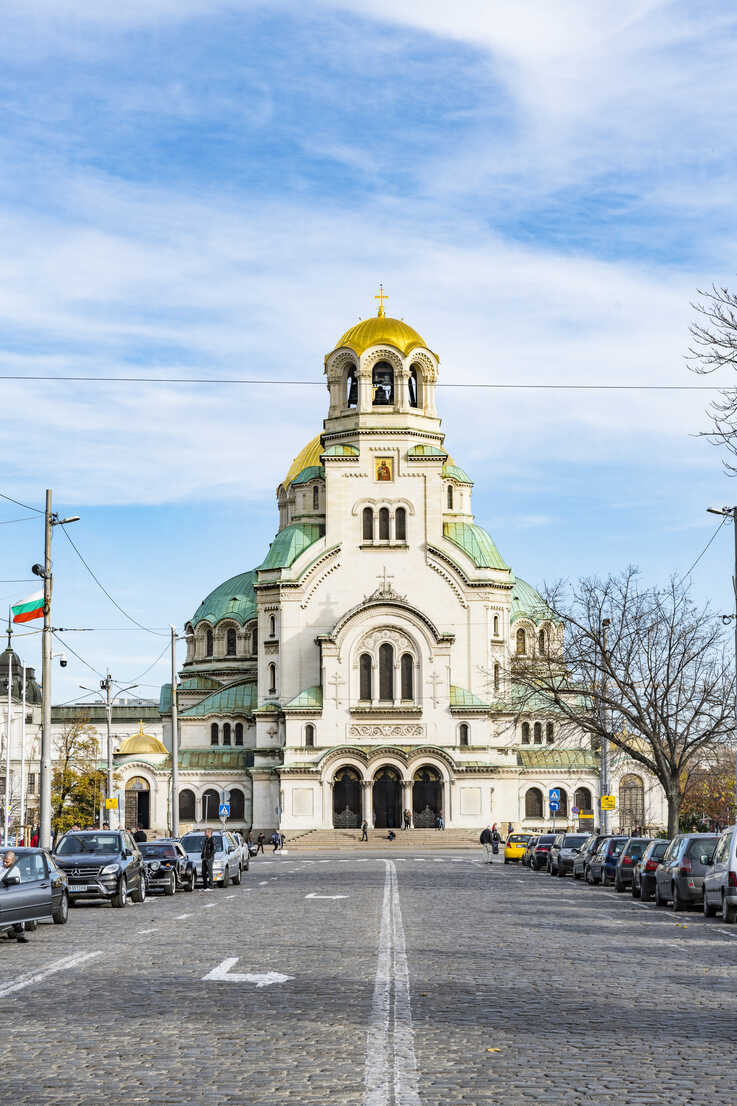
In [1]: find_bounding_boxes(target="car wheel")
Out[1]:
[558,865,565,878]
[631,881,641,899]
[615,877,624,893]
[704,891,717,918]
[185,870,195,892]
[573,869,581,881]
[655,882,667,907]
[640,882,652,903]
[722,895,737,924]
[244,859,249,872]
[52,891,69,925]
[672,883,686,911]
[233,865,242,885]
[164,873,176,896]
[132,873,146,904]
[221,867,230,888]
[504,858,509,865]
[112,878,127,908]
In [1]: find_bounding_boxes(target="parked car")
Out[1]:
[139,839,196,894]
[229,831,250,872]
[53,829,147,908]
[549,833,589,877]
[704,825,737,922]
[504,833,532,864]
[654,832,720,910]
[572,834,606,880]
[530,833,557,870]
[180,830,242,886]
[522,837,539,867]
[587,837,627,885]
[631,839,669,901]
[0,847,69,931]
[613,837,651,891]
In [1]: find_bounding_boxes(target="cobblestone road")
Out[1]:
[1,850,736,1105]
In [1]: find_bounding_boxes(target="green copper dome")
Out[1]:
[190,570,257,627]
[510,578,553,624]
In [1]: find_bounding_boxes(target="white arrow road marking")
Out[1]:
[202,958,294,987]
[305,892,348,900]
[0,950,103,999]
[364,861,420,1106]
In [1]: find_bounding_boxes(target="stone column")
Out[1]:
[442,779,450,826]
[362,781,373,826]
[396,367,409,412]
[402,779,412,827]
[358,368,373,411]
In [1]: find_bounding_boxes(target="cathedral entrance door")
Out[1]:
[373,767,401,828]
[333,767,361,829]
[412,766,443,828]
[124,776,150,830]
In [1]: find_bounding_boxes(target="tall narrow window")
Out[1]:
[362,507,374,541]
[313,486,319,511]
[521,722,530,744]
[400,653,414,700]
[408,366,419,408]
[447,485,453,510]
[493,615,499,637]
[206,629,213,657]
[305,724,315,748]
[251,627,258,654]
[533,722,542,745]
[269,615,276,637]
[372,361,394,406]
[234,722,244,746]
[546,722,554,744]
[459,723,469,746]
[395,507,406,541]
[379,507,390,541]
[516,628,526,655]
[359,653,373,700]
[226,628,237,656]
[268,664,276,695]
[346,367,358,408]
[538,628,547,655]
[210,722,219,746]
[223,722,232,746]
[494,663,500,693]
[379,643,394,701]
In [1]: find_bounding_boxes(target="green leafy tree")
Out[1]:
[51,716,108,834]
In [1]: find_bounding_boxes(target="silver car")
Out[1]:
[179,830,242,887]
[229,831,250,873]
[703,825,737,922]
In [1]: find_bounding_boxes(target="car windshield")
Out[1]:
[508,835,530,844]
[651,841,669,858]
[181,834,223,853]
[563,836,587,848]
[686,836,719,859]
[56,833,121,856]
[140,844,178,859]
[626,840,649,858]
[608,840,626,856]
[536,835,556,846]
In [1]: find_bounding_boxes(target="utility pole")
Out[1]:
[101,672,114,826]
[20,663,26,841]
[707,506,737,821]
[600,617,611,836]
[39,489,53,851]
[4,642,11,847]
[170,625,179,838]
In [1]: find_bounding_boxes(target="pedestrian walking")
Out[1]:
[256,832,265,854]
[403,809,411,830]
[480,826,493,863]
[271,831,280,853]
[360,820,368,842]
[491,825,501,855]
[201,827,216,890]
[30,828,39,848]
[132,825,147,843]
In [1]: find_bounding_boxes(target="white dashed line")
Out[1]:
[0,951,103,998]
[138,928,159,935]
[174,913,192,920]
[204,903,217,909]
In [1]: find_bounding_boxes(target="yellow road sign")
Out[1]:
[105,797,118,810]
[600,795,616,811]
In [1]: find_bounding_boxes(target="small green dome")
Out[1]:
[190,570,257,627]
[510,578,553,624]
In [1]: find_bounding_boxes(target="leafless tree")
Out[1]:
[689,283,737,473]
[509,569,734,836]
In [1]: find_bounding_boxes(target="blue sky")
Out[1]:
[2,0,737,702]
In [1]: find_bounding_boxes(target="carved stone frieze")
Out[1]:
[350,723,424,739]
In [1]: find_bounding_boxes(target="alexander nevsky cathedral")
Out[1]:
[108,293,663,838]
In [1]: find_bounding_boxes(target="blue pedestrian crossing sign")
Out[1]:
[549,788,561,802]
[218,803,230,818]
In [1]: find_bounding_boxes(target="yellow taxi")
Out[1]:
[504,833,533,864]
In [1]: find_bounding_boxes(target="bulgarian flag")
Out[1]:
[11,590,45,624]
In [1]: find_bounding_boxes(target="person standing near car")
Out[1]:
[201,827,216,890]
[132,825,147,843]
[256,832,265,855]
[2,852,28,942]
[480,826,493,863]
[491,825,501,855]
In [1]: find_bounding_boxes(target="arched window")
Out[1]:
[379,507,390,541]
[557,789,568,818]
[206,629,213,658]
[268,664,276,695]
[178,788,196,821]
[400,653,414,700]
[234,722,244,746]
[269,615,276,638]
[226,628,237,656]
[533,722,542,745]
[459,723,469,747]
[494,663,500,693]
[230,789,245,820]
[521,722,530,744]
[379,642,394,701]
[372,361,394,406]
[408,365,420,408]
[447,485,453,510]
[313,486,319,511]
[202,789,220,821]
[525,787,543,818]
[305,724,315,747]
[362,507,374,541]
[574,786,592,812]
[538,628,547,655]
[395,507,406,542]
[251,627,258,654]
[493,615,499,636]
[546,722,554,744]
[359,653,373,700]
[516,628,526,655]
[223,722,231,746]
[346,367,358,408]
[210,723,219,746]
[619,774,645,828]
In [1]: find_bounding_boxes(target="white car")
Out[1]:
[229,831,250,872]
[179,830,242,887]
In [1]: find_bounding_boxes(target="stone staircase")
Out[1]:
[284,827,482,851]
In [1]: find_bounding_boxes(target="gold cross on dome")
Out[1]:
[374,284,388,317]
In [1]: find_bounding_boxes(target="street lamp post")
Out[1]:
[80,677,138,827]
[707,506,737,821]
[600,618,611,836]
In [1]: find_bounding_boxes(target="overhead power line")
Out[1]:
[0,490,43,513]
[680,516,729,583]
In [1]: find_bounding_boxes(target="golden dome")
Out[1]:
[283,434,323,490]
[333,315,426,358]
[118,722,168,757]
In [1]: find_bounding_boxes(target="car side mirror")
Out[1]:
[3,872,20,886]
[124,849,132,858]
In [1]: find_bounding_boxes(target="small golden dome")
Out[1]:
[333,315,426,359]
[283,434,323,490]
[118,722,168,756]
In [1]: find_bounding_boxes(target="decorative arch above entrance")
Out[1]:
[333,767,362,828]
[125,776,150,830]
[412,765,442,828]
[373,766,401,829]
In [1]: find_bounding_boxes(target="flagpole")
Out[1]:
[20,662,26,843]
[5,611,12,846]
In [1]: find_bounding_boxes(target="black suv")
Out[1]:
[53,828,147,908]
[139,839,196,894]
